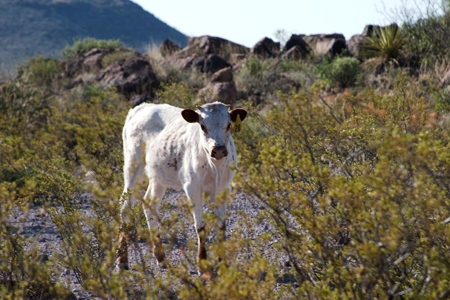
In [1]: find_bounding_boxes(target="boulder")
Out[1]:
[84,47,111,57]
[65,57,83,77]
[211,67,233,82]
[283,35,311,58]
[282,45,304,60]
[176,35,249,58]
[160,39,181,57]
[303,34,347,57]
[198,82,237,108]
[164,54,230,73]
[362,23,399,37]
[198,67,237,107]
[162,55,196,69]
[204,54,231,73]
[97,56,158,96]
[347,23,399,60]
[65,47,115,76]
[252,37,280,59]
[83,53,103,71]
[347,34,368,59]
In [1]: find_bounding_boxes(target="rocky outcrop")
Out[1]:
[198,67,237,108]
[162,56,196,69]
[176,36,249,59]
[163,54,231,73]
[193,54,231,73]
[97,56,158,97]
[363,23,399,37]
[347,23,399,60]
[63,48,157,97]
[161,36,246,74]
[160,39,181,57]
[282,45,305,60]
[347,34,368,59]
[252,37,280,59]
[65,47,129,76]
[303,34,347,57]
[283,34,311,58]
[82,48,110,71]
[210,67,234,82]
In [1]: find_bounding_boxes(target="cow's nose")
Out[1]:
[211,146,228,160]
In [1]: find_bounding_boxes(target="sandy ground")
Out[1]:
[8,188,286,299]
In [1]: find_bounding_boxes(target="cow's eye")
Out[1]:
[227,123,231,131]
[201,124,207,132]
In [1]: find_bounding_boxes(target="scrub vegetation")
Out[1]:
[2,1,450,299]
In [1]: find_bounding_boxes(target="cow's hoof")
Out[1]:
[117,263,129,271]
[157,260,170,269]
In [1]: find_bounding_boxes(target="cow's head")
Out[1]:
[181,102,247,160]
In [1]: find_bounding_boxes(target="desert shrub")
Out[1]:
[399,0,450,68]
[317,56,361,88]
[3,51,450,299]
[361,24,405,72]
[61,38,129,59]
[16,56,63,85]
[156,81,199,109]
[236,57,301,98]
[434,87,450,114]
[233,75,450,298]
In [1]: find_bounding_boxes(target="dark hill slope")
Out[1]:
[0,0,188,70]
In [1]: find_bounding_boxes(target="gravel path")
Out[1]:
[9,188,285,299]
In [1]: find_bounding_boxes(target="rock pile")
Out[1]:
[198,67,237,108]
[252,37,280,59]
[64,47,158,97]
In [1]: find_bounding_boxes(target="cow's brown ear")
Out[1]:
[181,109,199,123]
[230,109,247,122]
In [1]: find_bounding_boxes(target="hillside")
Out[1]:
[0,0,188,70]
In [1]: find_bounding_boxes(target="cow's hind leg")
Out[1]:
[142,181,167,267]
[117,154,144,270]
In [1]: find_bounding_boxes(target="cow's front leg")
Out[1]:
[184,184,206,263]
[214,202,227,244]
[143,181,167,268]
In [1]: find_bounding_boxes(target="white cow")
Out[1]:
[116,101,247,270]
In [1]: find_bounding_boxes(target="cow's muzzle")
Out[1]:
[211,146,228,160]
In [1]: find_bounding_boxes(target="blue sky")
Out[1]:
[131,0,408,47]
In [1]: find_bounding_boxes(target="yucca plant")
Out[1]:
[362,24,404,72]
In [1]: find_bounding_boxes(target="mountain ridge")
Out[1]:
[0,0,188,70]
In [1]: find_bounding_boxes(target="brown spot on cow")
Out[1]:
[168,158,178,171]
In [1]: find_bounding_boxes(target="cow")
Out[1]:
[116,101,247,271]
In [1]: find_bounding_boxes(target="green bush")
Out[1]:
[2,54,450,299]
[17,56,63,85]
[156,81,199,109]
[60,38,129,59]
[400,0,450,68]
[234,76,450,298]
[317,56,361,88]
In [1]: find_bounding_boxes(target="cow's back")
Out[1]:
[123,103,183,140]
